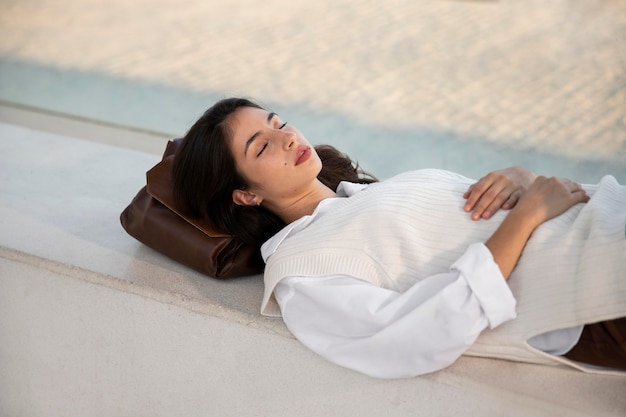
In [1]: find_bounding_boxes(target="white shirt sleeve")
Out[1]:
[273,243,517,379]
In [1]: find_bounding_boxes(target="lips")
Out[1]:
[295,145,312,166]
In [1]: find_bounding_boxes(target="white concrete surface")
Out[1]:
[1,109,626,417]
[2,252,624,417]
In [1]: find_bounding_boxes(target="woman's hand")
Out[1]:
[513,176,590,227]
[485,176,589,279]
[464,167,536,220]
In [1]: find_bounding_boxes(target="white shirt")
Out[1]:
[261,181,583,379]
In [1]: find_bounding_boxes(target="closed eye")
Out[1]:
[257,142,268,157]
[257,122,287,157]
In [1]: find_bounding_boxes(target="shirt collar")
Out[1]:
[260,180,369,262]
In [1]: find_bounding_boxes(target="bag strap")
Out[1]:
[146,140,233,238]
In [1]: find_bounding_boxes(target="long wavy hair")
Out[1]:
[172,97,378,247]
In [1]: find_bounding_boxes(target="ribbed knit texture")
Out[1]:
[263,169,626,370]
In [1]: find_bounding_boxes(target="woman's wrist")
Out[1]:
[507,200,545,230]
[485,209,538,279]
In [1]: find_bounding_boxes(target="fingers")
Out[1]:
[559,179,590,208]
[474,191,509,220]
[463,184,475,199]
[464,173,519,220]
[573,189,591,203]
[464,174,496,213]
[502,189,522,210]
[522,176,590,223]
[564,180,590,203]
[558,178,589,201]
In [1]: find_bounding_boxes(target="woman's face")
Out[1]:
[227,106,323,206]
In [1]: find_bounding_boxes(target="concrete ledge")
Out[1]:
[0,111,285,334]
[1,106,625,416]
[0,101,170,155]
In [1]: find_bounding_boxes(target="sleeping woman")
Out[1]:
[172,97,626,379]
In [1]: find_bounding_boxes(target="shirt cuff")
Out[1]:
[451,242,517,329]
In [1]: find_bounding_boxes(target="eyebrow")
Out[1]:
[244,112,277,157]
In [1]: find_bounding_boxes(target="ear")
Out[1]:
[232,189,261,207]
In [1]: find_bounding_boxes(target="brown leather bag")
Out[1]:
[120,139,264,278]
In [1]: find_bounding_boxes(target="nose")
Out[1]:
[281,130,296,150]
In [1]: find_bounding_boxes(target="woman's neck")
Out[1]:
[268,179,338,224]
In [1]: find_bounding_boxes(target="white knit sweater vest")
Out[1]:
[263,170,626,371]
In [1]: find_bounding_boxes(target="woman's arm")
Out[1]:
[275,244,516,379]
[464,166,536,220]
[485,176,589,279]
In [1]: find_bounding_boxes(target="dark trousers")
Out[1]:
[564,317,626,370]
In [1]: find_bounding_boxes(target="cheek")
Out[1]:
[312,153,323,172]
[252,159,289,188]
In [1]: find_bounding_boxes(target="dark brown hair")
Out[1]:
[172,98,377,247]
